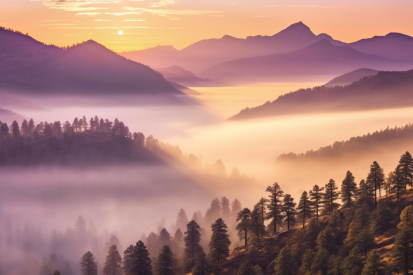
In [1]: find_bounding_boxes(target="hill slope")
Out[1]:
[0,28,181,97]
[230,69,413,120]
[200,39,413,84]
[324,68,379,87]
[156,66,221,87]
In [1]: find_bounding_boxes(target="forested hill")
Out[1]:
[0,27,180,96]
[229,69,413,120]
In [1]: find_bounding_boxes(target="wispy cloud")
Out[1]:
[123,19,146,21]
[31,0,118,12]
[151,0,175,8]
[124,7,221,16]
[285,5,338,9]
[105,11,142,16]
[76,12,102,15]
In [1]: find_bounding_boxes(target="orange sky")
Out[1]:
[1,0,413,52]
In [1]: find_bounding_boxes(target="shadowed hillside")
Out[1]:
[230,69,413,120]
[324,68,379,87]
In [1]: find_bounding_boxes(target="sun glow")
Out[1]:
[118,30,123,35]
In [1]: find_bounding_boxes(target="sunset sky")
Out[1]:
[1,0,413,52]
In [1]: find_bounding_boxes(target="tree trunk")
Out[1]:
[244,228,247,247]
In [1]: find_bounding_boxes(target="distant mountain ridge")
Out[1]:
[156,66,224,87]
[120,22,413,76]
[229,69,413,120]
[324,68,379,87]
[0,27,181,99]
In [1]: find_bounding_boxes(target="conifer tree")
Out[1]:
[158,228,172,248]
[398,151,413,190]
[398,205,413,229]
[237,261,262,275]
[274,246,296,275]
[192,252,211,275]
[310,248,329,275]
[256,197,268,222]
[358,179,375,205]
[236,208,251,247]
[231,199,242,220]
[175,209,189,233]
[282,194,297,230]
[208,218,231,266]
[340,248,362,275]
[316,226,336,253]
[360,249,385,275]
[183,220,203,272]
[205,198,221,226]
[11,120,20,138]
[53,271,61,275]
[309,185,324,222]
[146,232,159,259]
[393,165,405,202]
[298,249,315,275]
[322,179,340,214]
[366,161,385,204]
[123,241,152,275]
[344,205,371,248]
[370,201,392,234]
[341,171,357,208]
[80,251,98,275]
[392,226,413,275]
[249,204,266,244]
[103,245,122,275]
[156,246,175,275]
[28,118,35,135]
[171,229,184,258]
[297,191,312,228]
[266,182,284,234]
[221,197,231,223]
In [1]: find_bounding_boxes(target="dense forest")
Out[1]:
[277,123,413,161]
[3,150,413,274]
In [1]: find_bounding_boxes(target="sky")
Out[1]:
[1,0,413,52]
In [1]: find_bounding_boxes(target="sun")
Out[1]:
[118,30,123,35]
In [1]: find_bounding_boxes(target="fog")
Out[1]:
[2,82,413,274]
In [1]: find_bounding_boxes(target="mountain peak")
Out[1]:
[221,34,237,40]
[273,21,316,39]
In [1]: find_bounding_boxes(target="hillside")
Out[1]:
[229,69,413,120]
[200,39,413,84]
[0,28,181,98]
[324,68,379,87]
[156,66,222,87]
[0,109,25,124]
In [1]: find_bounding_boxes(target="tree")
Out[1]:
[21,119,28,136]
[360,249,385,275]
[266,182,284,234]
[28,118,35,135]
[358,179,375,205]
[123,241,152,275]
[274,246,296,275]
[156,246,175,275]
[192,252,211,275]
[53,271,61,275]
[316,226,336,253]
[236,208,251,247]
[398,151,413,190]
[237,261,262,275]
[298,249,315,275]
[322,179,340,214]
[11,120,20,138]
[221,197,231,222]
[158,228,172,248]
[309,185,324,222]
[80,251,98,275]
[398,205,413,230]
[366,161,385,204]
[340,247,362,275]
[341,171,357,208]
[183,220,203,271]
[175,209,189,233]
[370,201,392,234]
[392,165,405,202]
[257,197,268,222]
[282,194,297,230]
[344,205,371,249]
[249,204,266,244]
[392,226,413,275]
[297,191,312,228]
[204,198,221,226]
[103,245,122,275]
[171,229,184,258]
[208,218,231,265]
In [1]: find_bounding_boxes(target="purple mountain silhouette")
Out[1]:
[200,39,413,84]
[0,28,181,98]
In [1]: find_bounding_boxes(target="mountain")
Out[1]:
[348,32,413,60]
[0,92,45,110]
[168,81,201,96]
[229,69,413,120]
[156,66,223,87]
[0,28,182,100]
[0,109,25,124]
[201,39,413,84]
[324,68,379,87]
[120,22,337,73]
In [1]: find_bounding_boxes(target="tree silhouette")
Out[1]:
[249,204,266,244]
[274,246,296,275]
[297,191,312,228]
[156,246,175,275]
[266,182,284,234]
[175,209,188,233]
[366,161,385,204]
[309,185,324,222]
[341,171,357,208]
[322,179,340,214]
[183,220,203,272]
[398,151,413,190]
[282,194,297,230]
[361,249,385,275]
[237,261,262,275]
[103,245,122,275]
[208,218,230,266]
[123,241,152,275]
[236,208,251,247]
[80,251,98,275]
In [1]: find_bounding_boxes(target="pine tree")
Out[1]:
[237,261,262,275]
[175,209,189,233]
[398,205,413,230]
[322,179,340,214]
[53,271,61,275]
[156,246,175,275]
[231,199,242,221]
[158,228,171,248]
[205,198,222,226]
[366,161,385,204]
[297,191,312,228]
[236,208,251,247]
[123,241,152,275]
[80,251,98,275]
[316,226,336,253]
[257,197,268,222]
[171,229,184,258]
[146,232,159,259]
[274,246,296,275]
[183,220,203,272]
[392,226,413,275]
[298,249,315,275]
[370,201,392,234]
[282,194,297,230]
[398,151,413,190]
[310,248,329,275]
[11,120,20,138]
[221,197,231,223]
[309,185,324,222]
[360,249,385,275]
[192,252,211,275]
[266,182,284,234]
[103,245,122,275]
[358,179,375,205]
[341,171,357,208]
[393,165,405,202]
[249,204,266,244]
[344,205,371,249]
[208,218,231,266]
[340,247,362,275]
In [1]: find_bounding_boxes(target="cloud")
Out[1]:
[124,7,221,16]
[285,5,338,9]
[123,19,146,21]
[76,12,102,15]
[31,0,118,12]
[105,11,142,15]
[151,0,175,8]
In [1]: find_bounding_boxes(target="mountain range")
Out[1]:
[156,66,223,87]
[324,68,379,87]
[120,22,413,84]
[0,28,182,101]
[229,69,413,120]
